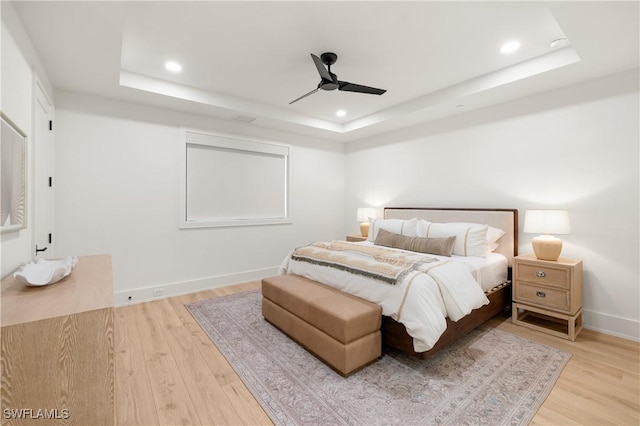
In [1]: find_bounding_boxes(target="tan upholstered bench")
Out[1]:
[261,274,382,376]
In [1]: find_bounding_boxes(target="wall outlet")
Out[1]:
[152,289,164,297]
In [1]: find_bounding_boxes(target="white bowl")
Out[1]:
[14,257,79,286]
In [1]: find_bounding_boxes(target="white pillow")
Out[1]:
[444,222,506,243]
[486,226,506,243]
[425,223,489,257]
[416,219,431,237]
[368,218,419,242]
[486,242,500,253]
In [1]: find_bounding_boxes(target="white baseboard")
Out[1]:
[115,271,640,343]
[114,266,278,307]
[583,309,640,342]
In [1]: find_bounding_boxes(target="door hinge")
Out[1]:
[48,233,52,244]
[49,120,53,131]
[48,177,52,187]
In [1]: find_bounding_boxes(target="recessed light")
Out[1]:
[500,40,521,54]
[336,110,346,117]
[165,61,182,73]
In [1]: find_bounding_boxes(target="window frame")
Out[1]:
[179,129,292,229]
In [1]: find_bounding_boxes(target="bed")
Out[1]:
[279,207,518,359]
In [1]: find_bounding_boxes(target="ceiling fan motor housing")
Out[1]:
[319,74,339,91]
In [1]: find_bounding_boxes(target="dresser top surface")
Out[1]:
[1,254,113,327]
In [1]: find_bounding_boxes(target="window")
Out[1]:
[180,130,291,228]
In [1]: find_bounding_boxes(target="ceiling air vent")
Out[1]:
[232,114,257,124]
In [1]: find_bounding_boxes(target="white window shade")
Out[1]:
[180,130,291,228]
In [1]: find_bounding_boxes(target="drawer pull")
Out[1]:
[536,271,546,278]
[536,291,546,298]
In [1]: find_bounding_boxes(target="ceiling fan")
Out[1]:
[289,52,387,104]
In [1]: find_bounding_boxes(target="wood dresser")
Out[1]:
[1,254,114,425]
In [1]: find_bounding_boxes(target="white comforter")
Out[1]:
[278,242,490,352]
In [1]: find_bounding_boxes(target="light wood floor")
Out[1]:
[115,281,640,425]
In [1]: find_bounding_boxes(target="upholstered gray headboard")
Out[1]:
[384,208,518,266]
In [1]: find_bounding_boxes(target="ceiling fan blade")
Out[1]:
[311,53,333,81]
[289,87,319,104]
[338,81,386,95]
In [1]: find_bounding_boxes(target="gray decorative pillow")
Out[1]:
[374,228,456,257]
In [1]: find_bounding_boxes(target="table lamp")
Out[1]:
[356,207,377,237]
[523,210,571,261]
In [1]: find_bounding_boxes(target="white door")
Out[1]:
[33,78,54,259]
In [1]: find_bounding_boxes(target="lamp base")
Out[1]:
[532,235,563,261]
[360,222,369,238]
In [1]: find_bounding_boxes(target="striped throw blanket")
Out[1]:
[291,241,437,285]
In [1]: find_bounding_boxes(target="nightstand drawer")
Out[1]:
[516,263,570,289]
[514,282,570,312]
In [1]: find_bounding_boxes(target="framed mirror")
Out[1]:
[1,112,27,234]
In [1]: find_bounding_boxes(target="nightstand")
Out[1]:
[346,234,367,242]
[512,253,583,340]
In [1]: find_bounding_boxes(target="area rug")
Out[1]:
[186,290,570,425]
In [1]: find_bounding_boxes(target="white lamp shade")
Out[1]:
[523,210,571,235]
[356,207,377,222]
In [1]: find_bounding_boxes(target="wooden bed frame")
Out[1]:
[380,207,518,359]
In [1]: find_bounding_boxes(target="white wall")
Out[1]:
[0,2,53,278]
[53,91,345,304]
[345,69,640,340]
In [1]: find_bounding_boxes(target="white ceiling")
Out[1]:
[11,1,640,143]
